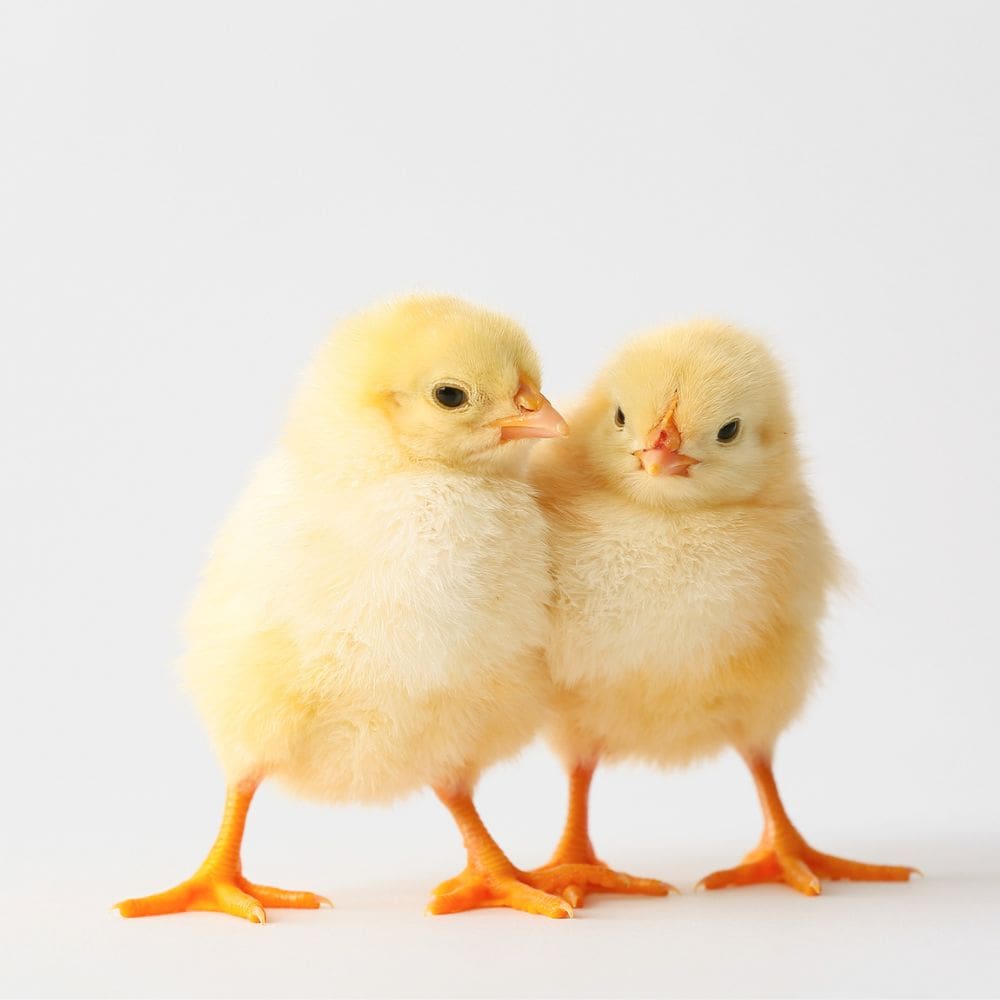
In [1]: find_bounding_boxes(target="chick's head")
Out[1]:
[580,320,797,508]
[289,295,567,478]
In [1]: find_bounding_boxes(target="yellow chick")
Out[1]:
[115,295,580,922]
[530,320,917,898]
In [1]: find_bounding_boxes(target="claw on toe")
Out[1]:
[700,757,921,897]
[427,868,573,919]
[114,784,331,923]
[526,860,676,907]
[237,878,332,910]
[114,872,331,923]
[698,845,919,896]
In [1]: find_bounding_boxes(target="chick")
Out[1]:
[115,295,580,922]
[531,320,916,898]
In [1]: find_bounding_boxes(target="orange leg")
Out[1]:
[698,753,919,896]
[526,763,674,907]
[114,781,331,923]
[427,787,573,918]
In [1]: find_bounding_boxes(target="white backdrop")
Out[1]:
[2,2,998,997]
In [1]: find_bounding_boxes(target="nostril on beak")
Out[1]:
[648,411,682,452]
[662,422,681,453]
[514,382,544,413]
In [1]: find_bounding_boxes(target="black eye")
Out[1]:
[717,419,741,442]
[614,407,625,428]
[434,385,467,409]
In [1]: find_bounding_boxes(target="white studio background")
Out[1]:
[2,2,998,997]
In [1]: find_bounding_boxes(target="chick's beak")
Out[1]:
[635,406,698,477]
[493,381,569,441]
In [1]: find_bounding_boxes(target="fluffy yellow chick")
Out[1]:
[530,320,916,898]
[115,295,583,922]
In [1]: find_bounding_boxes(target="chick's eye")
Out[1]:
[614,407,625,428]
[434,385,467,409]
[717,419,741,442]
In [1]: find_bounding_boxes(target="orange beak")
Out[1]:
[492,380,569,441]
[635,398,699,477]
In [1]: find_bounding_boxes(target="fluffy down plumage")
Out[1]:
[116,295,582,921]
[186,295,554,801]
[529,320,914,898]
[535,319,838,771]
[185,459,551,802]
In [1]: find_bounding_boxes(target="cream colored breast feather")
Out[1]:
[189,453,551,697]
[546,492,816,687]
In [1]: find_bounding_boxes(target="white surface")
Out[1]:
[2,1,999,997]
[5,829,1000,999]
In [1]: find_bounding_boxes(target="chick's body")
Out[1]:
[532,320,914,898]
[117,295,577,922]
[186,457,549,803]
[544,477,829,770]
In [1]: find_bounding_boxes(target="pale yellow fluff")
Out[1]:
[183,295,552,803]
[532,320,840,769]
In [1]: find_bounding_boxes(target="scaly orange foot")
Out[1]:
[428,865,572,918]
[698,836,918,895]
[532,763,675,906]
[431,787,573,919]
[114,781,330,923]
[698,754,919,896]
[115,872,330,923]
[527,858,675,908]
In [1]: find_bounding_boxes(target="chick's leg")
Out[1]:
[548,762,602,864]
[698,753,918,896]
[428,787,573,918]
[114,781,330,923]
[526,763,674,906]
